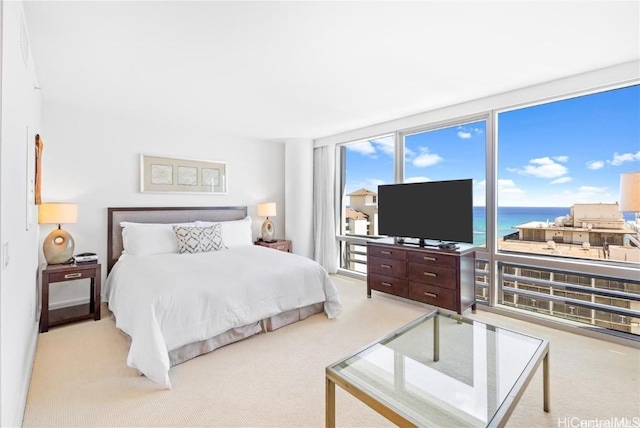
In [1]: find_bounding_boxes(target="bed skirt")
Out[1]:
[113,302,325,368]
[168,302,324,366]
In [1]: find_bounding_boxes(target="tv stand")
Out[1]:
[367,238,476,314]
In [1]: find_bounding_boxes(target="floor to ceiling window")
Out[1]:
[402,118,488,247]
[339,134,394,273]
[494,84,640,335]
[334,81,639,340]
[496,85,640,265]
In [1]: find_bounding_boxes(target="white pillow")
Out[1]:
[120,222,196,255]
[195,216,252,247]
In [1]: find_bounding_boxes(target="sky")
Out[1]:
[345,84,640,207]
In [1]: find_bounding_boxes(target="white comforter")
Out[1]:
[105,245,342,388]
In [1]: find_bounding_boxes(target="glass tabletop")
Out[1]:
[328,310,548,427]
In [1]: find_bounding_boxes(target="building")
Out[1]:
[498,203,640,334]
[345,189,378,236]
[510,203,640,262]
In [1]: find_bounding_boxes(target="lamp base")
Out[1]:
[261,218,275,243]
[43,228,75,264]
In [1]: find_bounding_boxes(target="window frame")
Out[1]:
[335,81,639,308]
[492,82,640,286]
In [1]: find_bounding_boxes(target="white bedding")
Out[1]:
[105,245,342,388]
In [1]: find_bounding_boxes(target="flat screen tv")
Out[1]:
[377,179,473,246]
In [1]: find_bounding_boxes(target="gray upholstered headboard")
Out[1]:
[107,206,248,274]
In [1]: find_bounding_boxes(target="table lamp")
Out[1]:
[38,203,78,264]
[620,171,640,223]
[258,202,276,242]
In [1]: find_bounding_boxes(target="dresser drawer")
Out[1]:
[409,282,456,311]
[369,274,409,298]
[369,256,407,278]
[408,262,457,289]
[407,251,457,268]
[48,268,96,283]
[368,245,407,261]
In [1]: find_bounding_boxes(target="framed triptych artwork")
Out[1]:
[140,154,227,194]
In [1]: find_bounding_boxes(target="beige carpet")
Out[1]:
[23,275,640,427]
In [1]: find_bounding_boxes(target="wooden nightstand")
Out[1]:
[40,262,101,333]
[255,239,292,253]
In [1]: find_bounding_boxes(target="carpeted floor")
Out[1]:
[23,275,640,427]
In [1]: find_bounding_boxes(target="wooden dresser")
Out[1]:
[367,239,476,314]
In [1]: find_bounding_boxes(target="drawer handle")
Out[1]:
[381,251,392,255]
[423,256,436,261]
[64,273,82,279]
[423,272,437,277]
[381,264,392,268]
[381,282,392,287]
[424,292,438,298]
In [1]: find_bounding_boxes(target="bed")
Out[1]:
[104,206,342,389]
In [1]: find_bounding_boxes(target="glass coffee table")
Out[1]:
[326,310,549,427]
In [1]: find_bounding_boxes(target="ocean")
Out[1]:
[473,207,636,246]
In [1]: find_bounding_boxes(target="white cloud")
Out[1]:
[551,186,615,205]
[554,156,569,163]
[476,179,525,194]
[608,151,640,166]
[346,140,376,156]
[457,125,484,138]
[577,185,607,194]
[405,176,431,183]
[518,156,568,178]
[521,188,616,206]
[346,136,395,158]
[586,160,604,170]
[404,146,416,159]
[550,176,573,184]
[371,136,395,156]
[498,179,525,194]
[473,180,486,206]
[530,157,553,165]
[412,147,443,168]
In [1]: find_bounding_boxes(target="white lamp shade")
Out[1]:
[257,202,276,217]
[39,203,78,225]
[619,171,640,212]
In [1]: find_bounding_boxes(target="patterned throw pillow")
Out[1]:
[173,224,226,254]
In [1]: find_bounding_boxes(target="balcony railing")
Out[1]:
[338,237,640,338]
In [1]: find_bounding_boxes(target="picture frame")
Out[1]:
[140,154,227,194]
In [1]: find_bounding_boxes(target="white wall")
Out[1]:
[284,138,313,258]
[0,1,42,426]
[39,103,285,308]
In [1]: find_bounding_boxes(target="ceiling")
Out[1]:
[22,1,640,141]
